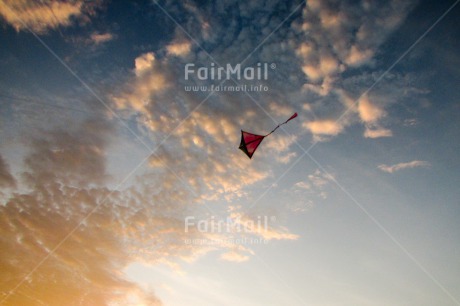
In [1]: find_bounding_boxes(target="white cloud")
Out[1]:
[303,119,344,141]
[378,160,431,173]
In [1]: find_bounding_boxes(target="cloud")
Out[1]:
[0,0,429,304]
[364,127,392,138]
[3,117,279,303]
[0,155,16,188]
[358,95,386,123]
[303,119,344,141]
[308,169,334,188]
[345,45,375,67]
[268,102,296,118]
[166,40,192,57]
[403,118,418,127]
[276,151,298,164]
[220,250,251,262]
[1,83,299,303]
[135,52,156,72]
[230,211,298,242]
[289,169,335,211]
[144,0,420,147]
[0,0,96,34]
[104,0,423,155]
[378,160,431,173]
[294,181,311,190]
[0,120,169,305]
[293,0,415,83]
[113,52,170,116]
[264,133,298,164]
[111,50,282,203]
[287,0,417,140]
[21,119,112,187]
[339,71,429,139]
[357,95,392,138]
[89,32,114,45]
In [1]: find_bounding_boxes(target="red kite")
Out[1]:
[239,113,298,159]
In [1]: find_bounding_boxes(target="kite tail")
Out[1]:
[265,112,298,137]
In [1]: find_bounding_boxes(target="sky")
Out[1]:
[0,0,459,305]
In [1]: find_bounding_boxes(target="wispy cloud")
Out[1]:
[0,0,433,304]
[0,155,16,188]
[364,127,392,138]
[0,102,301,302]
[0,0,98,34]
[89,32,114,45]
[228,207,299,242]
[220,249,252,262]
[290,169,335,208]
[0,120,167,304]
[378,160,431,173]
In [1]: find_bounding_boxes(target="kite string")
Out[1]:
[264,117,293,137]
[265,113,298,137]
[265,124,280,137]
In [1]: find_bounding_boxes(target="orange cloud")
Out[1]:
[0,121,170,305]
[0,0,90,34]
[357,95,392,138]
[166,41,192,57]
[358,95,386,123]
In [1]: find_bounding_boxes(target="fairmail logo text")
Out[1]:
[184,62,273,81]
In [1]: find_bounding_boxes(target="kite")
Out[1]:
[239,112,298,159]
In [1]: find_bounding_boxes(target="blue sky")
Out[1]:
[0,0,459,305]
